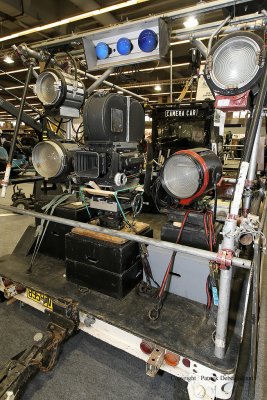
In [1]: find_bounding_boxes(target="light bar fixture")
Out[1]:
[0,0,150,43]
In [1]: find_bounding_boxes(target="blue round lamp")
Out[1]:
[138,29,158,53]
[117,37,132,55]
[96,42,110,60]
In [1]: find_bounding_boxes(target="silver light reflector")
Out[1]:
[35,71,62,106]
[162,154,200,199]
[160,148,222,205]
[32,141,65,179]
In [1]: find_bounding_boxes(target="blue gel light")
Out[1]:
[95,42,110,60]
[117,37,132,56]
[138,29,158,53]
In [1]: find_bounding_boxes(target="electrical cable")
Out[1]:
[28,193,71,273]
[79,187,91,219]
[66,51,77,80]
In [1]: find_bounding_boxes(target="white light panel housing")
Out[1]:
[82,17,169,71]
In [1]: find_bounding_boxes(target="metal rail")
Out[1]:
[0,203,251,269]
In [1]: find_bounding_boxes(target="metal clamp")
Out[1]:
[146,347,165,377]
[216,249,233,269]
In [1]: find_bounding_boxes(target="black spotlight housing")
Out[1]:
[205,31,265,96]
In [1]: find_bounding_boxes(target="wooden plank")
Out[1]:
[82,188,115,197]
[71,220,150,245]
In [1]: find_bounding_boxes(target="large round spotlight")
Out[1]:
[32,140,78,180]
[138,29,158,53]
[205,32,265,96]
[35,68,85,117]
[161,148,222,205]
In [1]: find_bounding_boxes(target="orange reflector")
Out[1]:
[164,352,180,367]
[140,341,153,354]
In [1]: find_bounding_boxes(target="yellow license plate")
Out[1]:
[26,288,53,310]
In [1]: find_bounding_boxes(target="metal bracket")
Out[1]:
[146,346,165,377]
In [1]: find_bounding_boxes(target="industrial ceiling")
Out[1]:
[0,0,264,121]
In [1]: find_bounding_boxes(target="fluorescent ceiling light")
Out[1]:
[0,67,40,76]
[0,0,150,43]
[154,84,162,92]
[183,16,199,29]
[3,55,14,64]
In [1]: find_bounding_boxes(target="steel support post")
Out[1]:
[1,63,33,198]
[243,115,264,215]
[215,59,267,359]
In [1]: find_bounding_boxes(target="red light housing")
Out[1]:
[140,341,153,354]
[182,358,191,368]
[164,352,180,366]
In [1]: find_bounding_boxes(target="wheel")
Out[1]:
[12,199,30,210]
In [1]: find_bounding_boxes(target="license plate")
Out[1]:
[26,288,53,310]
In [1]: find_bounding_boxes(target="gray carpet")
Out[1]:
[0,302,185,400]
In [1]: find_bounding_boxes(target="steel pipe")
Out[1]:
[86,67,114,96]
[0,203,251,269]
[190,39,207,59]
[77,68,148,102]
[1,64,33,198]
[170,49,173,103]
[243,115,263,215]
[214,55,267,360]
[207,15,231,55]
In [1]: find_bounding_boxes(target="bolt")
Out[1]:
[33,332,44,342]
[84,316,95,327]
[194,384,206,399]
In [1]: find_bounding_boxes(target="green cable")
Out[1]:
[79,187,91,219]
[113,192,131,227]
[114,185,144,228]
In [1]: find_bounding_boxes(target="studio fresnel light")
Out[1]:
[205,32,265,96]
[160,148,222,205]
